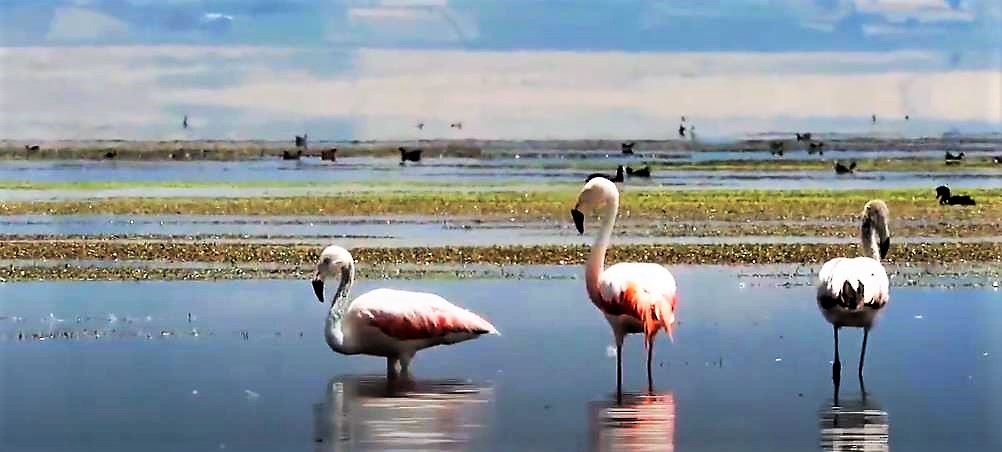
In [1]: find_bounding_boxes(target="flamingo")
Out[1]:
[311,245,498,378]
[571,178,679,397]
[816,200,891,384]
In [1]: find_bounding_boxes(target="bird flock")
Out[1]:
[305,170,977,398]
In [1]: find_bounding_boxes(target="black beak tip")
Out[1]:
[571,209,585,234]
[312,279,325,303]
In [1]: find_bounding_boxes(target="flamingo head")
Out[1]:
[313,245,355,304]
[571,178,618,234]
[861,199,891,260]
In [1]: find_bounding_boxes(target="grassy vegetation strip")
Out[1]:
[3,189,1001,222]
[2,241,999,265]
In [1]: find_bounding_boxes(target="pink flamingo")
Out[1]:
[816,200,890,384]
[571,178,679,396]
[312,245,499,378]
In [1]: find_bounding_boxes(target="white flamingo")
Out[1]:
[571,177,679,396]
[816,200,891,383]
[311,245,498,378]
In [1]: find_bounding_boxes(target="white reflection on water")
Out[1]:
[313,375,494,451]
[589,392,676,452]
[819,383,890,452]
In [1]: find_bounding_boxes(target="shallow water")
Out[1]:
[2,158,1000,197]
[1,268,999,451]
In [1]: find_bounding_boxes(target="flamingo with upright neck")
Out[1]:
[311,245,499,378]
[571,178,679,397]
[816,200,891,385]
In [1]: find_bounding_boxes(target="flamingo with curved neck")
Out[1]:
[816,200,891,386]
[312,245,498,378]
[572,178,679,397]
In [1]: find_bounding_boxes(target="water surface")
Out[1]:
[1,268,999,451]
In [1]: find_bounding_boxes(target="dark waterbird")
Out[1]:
[450,122,463,130]
[295,133,308,148]
[586,165,624,183]
[24,144,40,151]
[104,150,117,159]
[808,141,825,154]
[994,156,1002,164]
[944,151,965,161]
[834,161,856,175]
[399,147,423,163]
[321,148,337,161]
[621,141,635,155]
[769,140,784,156]
[935,186,976,206]
[282,149,303,160]
[678,124,686,138]
[626,165,650,178]
[795,132,812,141]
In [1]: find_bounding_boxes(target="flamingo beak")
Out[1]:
[312,276,325,303]
[879,238,890,260]
[571,209,585,234]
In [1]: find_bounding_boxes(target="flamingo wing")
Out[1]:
[349,288,498,341]
[596,263,678,339]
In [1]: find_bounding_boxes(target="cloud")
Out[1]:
[45,7,129,41]
[328,0,477,46]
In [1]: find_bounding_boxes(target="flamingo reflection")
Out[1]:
[589,392,676,452]
[819,381,889,452]
[313,376,494,451]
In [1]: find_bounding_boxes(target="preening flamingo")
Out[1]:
[816,200,890,384]
[312,245,499,378]
[571,177,679,396]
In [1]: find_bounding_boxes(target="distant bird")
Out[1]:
[770,140,784,156]
[571,178,679,397]
[817,200,891,384]
[621,142,635,155]
[796,132,812,141]
[312,245,498,378]
[680,115,687,122]
[626,165,650,178]
[993,156,1001,165]
[104,150,117,159]
[295,133,308,149]
[834,161,856,175]
[416,122,425,130]
[678,124,686,138]
[321,148,337,162]
[871,114,877,124]
[399,147,422,164]
[809,141,825,154]
[935,186,976,206]
[182,115,189,129]
[586,165,625,183]
[904,115,910,121]
[24,144,40,151]
[944,151,965,161]
[282,149,303,160]
[450,122,463,130]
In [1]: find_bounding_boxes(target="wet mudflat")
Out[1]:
[1,268,999,451]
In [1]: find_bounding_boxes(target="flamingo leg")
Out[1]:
[616,335,624,404]
[832,326,841,385]
[386,357,400,379]
[858,327,869,381]
[399,353,413,378]
[646,337,655,394]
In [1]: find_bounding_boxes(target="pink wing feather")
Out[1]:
[351,289,498,341]
[596,263,678,343]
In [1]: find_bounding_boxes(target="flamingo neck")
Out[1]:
[862,229,880,261]
[325,265,356,354]
[586,196,619,302]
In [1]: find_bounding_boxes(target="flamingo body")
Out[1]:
[594,263,678,341]
[330,288,497,357]
[817,257,888,328]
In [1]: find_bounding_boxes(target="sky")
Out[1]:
[0,0,999,141]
